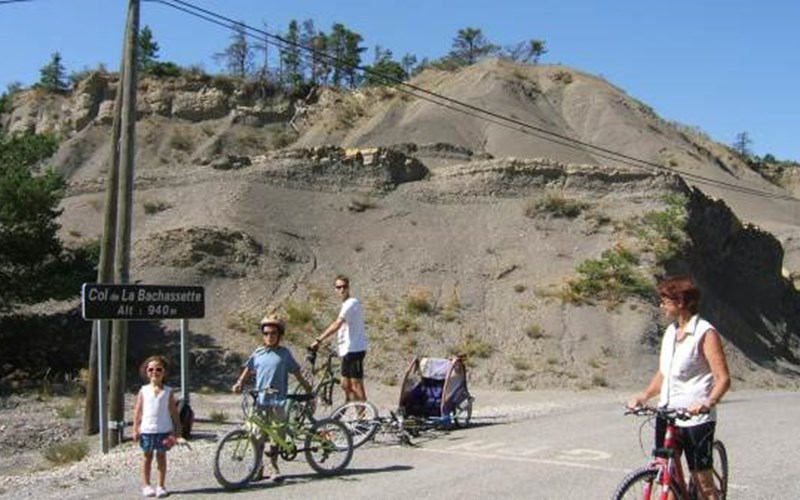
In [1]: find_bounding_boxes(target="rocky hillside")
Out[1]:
[2,60,799,391]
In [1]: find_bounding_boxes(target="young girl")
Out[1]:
[133,355,181,498]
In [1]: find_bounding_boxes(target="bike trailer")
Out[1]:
[398,356,473,427]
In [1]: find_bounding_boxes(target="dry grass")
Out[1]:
[43,440,89,465]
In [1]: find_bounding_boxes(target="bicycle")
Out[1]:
[612,406,728,500]
[297,346,345,417]
[212,387,354,490]
[329,400,417,448]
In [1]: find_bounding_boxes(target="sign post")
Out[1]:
[81,284,205,453]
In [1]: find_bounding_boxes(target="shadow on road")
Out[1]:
[175,464,414,495]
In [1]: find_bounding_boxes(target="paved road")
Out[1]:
[45,389,800,499]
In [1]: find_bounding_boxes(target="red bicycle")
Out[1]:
[612,406,728,500]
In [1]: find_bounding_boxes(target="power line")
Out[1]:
[147,0,798,203]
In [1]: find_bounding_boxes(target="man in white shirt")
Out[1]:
[312,275,368,402]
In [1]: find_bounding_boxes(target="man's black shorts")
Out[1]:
[341,351,366,379]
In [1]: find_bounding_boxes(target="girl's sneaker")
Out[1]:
[155,486,169,498]
[142,485,156,497]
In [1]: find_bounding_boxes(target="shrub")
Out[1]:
[511,357,532,371]
[226,311,260,336]
[43,440,89,465]
[450,331,493,360]
[393,315,420,334]
[525,324,545,339]
[143,200,171,214]
[348,196,377,212]
[283,299,316,329]
[525,194,589,219]
[209,410,228,424]
[592,374,609,387]
[147,61,183,78]
[56,402,79,419]
[565,245,654,306]
[169,128,194,152]
[636,194,688,262]
[405,286,433,316]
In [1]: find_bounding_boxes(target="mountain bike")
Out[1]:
[329,400,417,448]
[612,406,728,500]
[212,387,354,490]
[298,346,344,417]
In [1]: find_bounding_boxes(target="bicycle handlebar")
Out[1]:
[625,405,705,420]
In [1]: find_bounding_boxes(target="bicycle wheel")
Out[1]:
[612,466,687,500]
[213,429,261,490]
[304,418,354,475]
[330,400,380,448]
[450,395,473,428]
[712,440,728,500]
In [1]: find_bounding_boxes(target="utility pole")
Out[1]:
[83,28,125,438]
[108,0,139,447]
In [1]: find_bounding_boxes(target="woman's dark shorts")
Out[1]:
[139,432,171,453]
[341,351,366,379]
[655,418,716,471]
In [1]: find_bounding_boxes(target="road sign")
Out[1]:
[81,283,205,320]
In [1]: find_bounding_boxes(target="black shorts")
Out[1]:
[341,351,366,379]
[655,418,716,471]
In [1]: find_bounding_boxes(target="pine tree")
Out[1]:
[282,20,303,88]
[214,22,253,78]
[138,25,160,74]
[448,28,498,66]
[39,52,68,92]
[733,131,753,157]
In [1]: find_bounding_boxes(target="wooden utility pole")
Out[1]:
[108,0,139,447]
[83,32,125,438]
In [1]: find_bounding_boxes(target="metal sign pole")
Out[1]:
[97,319,109,453]
[180,318,190,404]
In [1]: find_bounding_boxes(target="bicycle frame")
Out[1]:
[304,346,340,407]
[244,390,318,453]
[646,411,690,500]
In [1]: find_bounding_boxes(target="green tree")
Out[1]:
[138,25,160,74]
[733,131,753,157]
[282,19,303,88]
[529,39,547,63]
[363,49,407,86]
[39,52,68,92]
[328,23,348,87]
[401,53,418,77]
[505,39,548,64]
[343,29,366,88]
[0,131,97,311]
[448,27,498,66]
[0,132,58,309]
[301,19,329,85]
[214,22,253,78]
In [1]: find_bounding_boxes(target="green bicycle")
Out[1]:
[213,388,354,490]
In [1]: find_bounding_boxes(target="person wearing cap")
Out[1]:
[311,275,368,403]
[232,313,311,482]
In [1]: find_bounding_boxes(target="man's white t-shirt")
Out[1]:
[336,297,368,357]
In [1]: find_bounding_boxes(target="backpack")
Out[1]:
[177,399,194,439]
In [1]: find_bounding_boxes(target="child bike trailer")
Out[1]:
[399,356,473,428]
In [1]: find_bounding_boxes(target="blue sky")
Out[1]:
[1,0,798,160]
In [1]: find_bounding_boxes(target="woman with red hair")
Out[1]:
[628,275,731,500]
